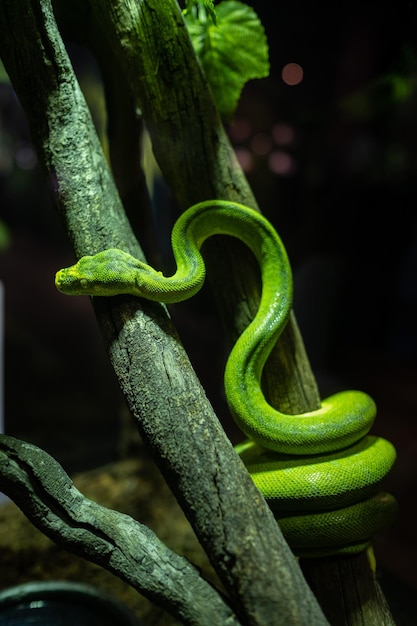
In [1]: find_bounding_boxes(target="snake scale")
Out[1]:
[56,200,397,556]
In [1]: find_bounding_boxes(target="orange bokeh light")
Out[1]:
[281,63,304,86]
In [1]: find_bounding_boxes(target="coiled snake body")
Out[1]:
[56,200,397,556]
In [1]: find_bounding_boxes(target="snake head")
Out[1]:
[55,248,157,297]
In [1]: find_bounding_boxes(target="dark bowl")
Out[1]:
[0,580,141,625]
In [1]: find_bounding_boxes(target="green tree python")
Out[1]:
[55,200,397,556]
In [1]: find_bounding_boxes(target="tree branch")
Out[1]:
[0,434,239,626]
[89,0,322,417]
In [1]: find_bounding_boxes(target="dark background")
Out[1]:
[1,0,417,606]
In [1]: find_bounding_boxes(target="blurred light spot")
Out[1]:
[281,63,303,86]
[268,150,295,176]
[234,147,254,172]
[251,132,273,156]
[272,123,295,146]
[15,144,37,170]
[229,118,252,142]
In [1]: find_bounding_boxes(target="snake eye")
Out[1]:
[80,279,88,288]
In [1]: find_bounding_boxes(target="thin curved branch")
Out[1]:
[0,435,239,626]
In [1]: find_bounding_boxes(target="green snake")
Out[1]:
[56,200,397,556]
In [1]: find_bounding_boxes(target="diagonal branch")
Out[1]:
[0,2,327,624]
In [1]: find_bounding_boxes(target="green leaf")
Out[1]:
[184,1,269,120]
[183,0,217,24]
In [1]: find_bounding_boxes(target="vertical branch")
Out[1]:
[90,0,322,417]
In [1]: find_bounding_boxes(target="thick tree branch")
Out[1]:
[89,0,322,417]
[0,435,239,626]
[0,2,327,625]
